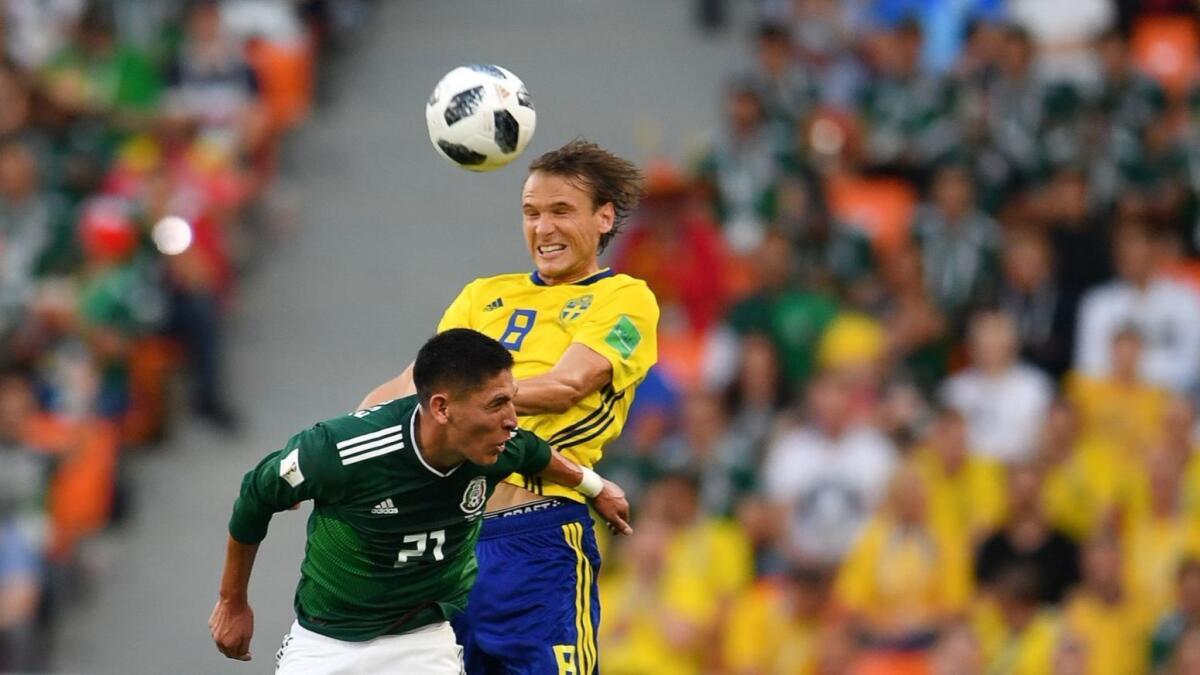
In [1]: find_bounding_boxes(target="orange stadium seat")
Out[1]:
[1131,15,1200,97]
[826,173,917,254]
[852,650,932,675]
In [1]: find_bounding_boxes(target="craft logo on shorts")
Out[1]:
[461,477,487,516]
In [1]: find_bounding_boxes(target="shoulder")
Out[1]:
[322,395,417,445]
[595,274,659,310]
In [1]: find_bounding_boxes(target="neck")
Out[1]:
[414,407,464,472]
[540,262,602,286]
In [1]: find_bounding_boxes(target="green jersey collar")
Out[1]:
[410,407,463,478]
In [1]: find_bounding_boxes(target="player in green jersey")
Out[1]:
[208,329,630,673]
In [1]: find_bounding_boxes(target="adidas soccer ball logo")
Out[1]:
[425,64,536,172]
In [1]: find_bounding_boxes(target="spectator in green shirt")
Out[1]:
[726,233,838,395]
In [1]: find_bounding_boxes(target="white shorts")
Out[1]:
[275,620,463,675]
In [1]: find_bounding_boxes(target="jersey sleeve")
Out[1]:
[572,280,659,392]
[227,424,346,544]
[505,429,553,477]
[436,281,477,332]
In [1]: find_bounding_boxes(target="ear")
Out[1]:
[596,202,615,235]
[428,393,451,424]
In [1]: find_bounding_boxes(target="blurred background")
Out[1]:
[4,0,1200,673]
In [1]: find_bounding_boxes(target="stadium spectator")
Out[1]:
[940,310,1053,463]
[726,233,838,394]
[997,228,1078,379]
[1075,219,1200,393]
[976,463,1082,605]
[163,0,265,157]
[1123,447,1200,621]
[834,465,971,649]
[910,162,1000,331]
[1009,0,1116,85]
[601,475,752,675]
[972,564,1063,673]
[699,83,787,254]
[910,407,1006,543]
[0,138,69,341]
[1043,166,1112,297]
[744,21,819,128]
[761,370,897,566]
[37,6,161,123]
[878,244,950,395]
[858,20,957,175]
[1066,325,1167,455]
[722,563,831,674]
[1151,557,1200,671]
[1036,400,1127,541]
[654,389,757,517]
[612,162,729,334]
[1061,533,1153,675]
[0,371,51,673]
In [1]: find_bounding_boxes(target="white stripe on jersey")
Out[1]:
[336,424,404,450]
[342,441,405,465]
[338,432,404,458]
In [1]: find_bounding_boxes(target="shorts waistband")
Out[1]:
[479,498,591,539]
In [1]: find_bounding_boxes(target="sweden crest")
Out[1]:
[560,294,593,323]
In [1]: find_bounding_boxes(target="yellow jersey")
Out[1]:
[437,268,659,501]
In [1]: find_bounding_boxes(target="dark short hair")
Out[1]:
[413,329,514,405]
[528,139,645,254]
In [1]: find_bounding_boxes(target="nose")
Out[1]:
[502,402,518,432]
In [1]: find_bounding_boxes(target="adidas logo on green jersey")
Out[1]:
[371,498,398,515]
[483,297,504,311]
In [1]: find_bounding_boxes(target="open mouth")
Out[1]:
[537,244,566,256]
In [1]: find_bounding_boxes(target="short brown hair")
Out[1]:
[528,139,645,253]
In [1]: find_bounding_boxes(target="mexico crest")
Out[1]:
[560,294,593,323]
[461,476,487,515]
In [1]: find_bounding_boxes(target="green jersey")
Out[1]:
[228,395,552,641]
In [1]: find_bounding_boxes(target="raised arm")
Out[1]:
[359,362,416,409]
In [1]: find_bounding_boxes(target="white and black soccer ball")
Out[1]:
[425,65,536,172]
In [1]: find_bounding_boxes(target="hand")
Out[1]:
[209,597,254,661]
[590,479,633,535]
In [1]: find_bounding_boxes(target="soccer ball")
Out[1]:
[425,65,536,172]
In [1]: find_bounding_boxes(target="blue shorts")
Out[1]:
[453,499,601,675]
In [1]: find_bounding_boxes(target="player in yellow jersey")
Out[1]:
[361,140,658,674]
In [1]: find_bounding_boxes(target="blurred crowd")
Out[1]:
[600,1,1200,674]
[0,0,372,670]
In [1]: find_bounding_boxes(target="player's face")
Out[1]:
[522,171,613,285]
[448,370,519,465]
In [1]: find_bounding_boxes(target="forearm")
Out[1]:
[514,373,587,415]
[359,362,415,409]
[219,536,260,603]
[538,449,585,488]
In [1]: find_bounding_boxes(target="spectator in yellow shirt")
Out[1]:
[723,565,830,675]
[1066,325,1167,457]
[1062,534,1153,675]
[1123,447,1200,624]
[911,407,1006,543]
[601,474,753,675]
[972,565,1063,675]
[835,465,972,650]
[1036,400,1130,540]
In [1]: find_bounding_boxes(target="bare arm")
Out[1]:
[360,343,610,415]
[513,343,612,415]
[209,536,260,661]
[359,362,416,409]
[539,449,632,535]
